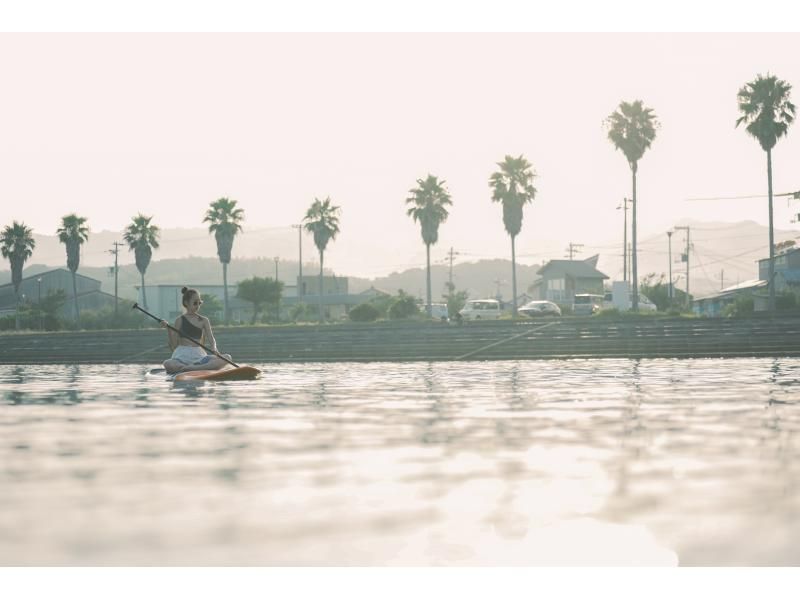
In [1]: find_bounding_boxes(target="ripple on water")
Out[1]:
[1,357,799,565]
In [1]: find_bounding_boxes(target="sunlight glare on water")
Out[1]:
[1,358,800,565]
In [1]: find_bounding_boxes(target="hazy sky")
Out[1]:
[2,33,799,277]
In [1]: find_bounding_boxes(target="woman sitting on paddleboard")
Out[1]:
[160,287,232,374]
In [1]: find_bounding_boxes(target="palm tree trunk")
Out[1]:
[223,262,229,325]
[426,243,432,317]
[71,271,80,326]
[15,291,20,331]
[767,149,775,315]
[631,166,639,312]
[141,271,148,309]
[511,235,518,317]
[318,250,324,323]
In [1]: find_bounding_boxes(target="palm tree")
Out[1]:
[303,197,341,323]
[204,197,245,326]
[736,74,796,314]
[605,100,659,312]
[57,213,89,325]
[0,221,36,330]
[123,214,160,310]
[406,174,452,317]
[489,155,537,317]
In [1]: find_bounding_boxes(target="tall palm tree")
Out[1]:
[489,155,537,317]
[123,214,160,310]
[406,174,452,317]
[57,213,89,325]
[204,197,245,326]
[736,74,796,314]
[303,197,341,323]
[0,221,36,330]
[605,100,659,312]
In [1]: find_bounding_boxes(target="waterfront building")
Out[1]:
[0,268,115,318]
[529,255,609,307]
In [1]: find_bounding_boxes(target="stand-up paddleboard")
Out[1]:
[173,365,261,382]
[132,303,260,383]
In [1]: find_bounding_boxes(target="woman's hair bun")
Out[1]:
[181,286,189,294]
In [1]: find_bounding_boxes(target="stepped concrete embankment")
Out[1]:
[2,316,800,364]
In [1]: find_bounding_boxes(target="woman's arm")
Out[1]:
[160,317,180,350]
[203,317,219,354]
[166,317,181,351]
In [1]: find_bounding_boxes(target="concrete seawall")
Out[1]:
[2,316,800,364]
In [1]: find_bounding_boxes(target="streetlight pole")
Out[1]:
[37,277,42,330]
[667,231,673,302]
[674,226,691,311]
[274,256,281,323]
[617,198,630,282]
[291,224,303,299]
[108,241,121,317]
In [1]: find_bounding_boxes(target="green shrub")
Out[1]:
[389,291,420,320]
[289,302,319,322]
[777,291,797,311]
[349,303,380,322]
[0,304,64,331]
[722,296,754,318]
[72,304,150,330]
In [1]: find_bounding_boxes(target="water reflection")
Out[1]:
[0,358,799,565]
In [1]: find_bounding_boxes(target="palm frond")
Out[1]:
[736,73,795,151]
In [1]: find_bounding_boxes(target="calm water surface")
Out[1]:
[1,358,799,565]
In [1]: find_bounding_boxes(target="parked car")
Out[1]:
[573,293,604,315]
[519,300,562,318]
[459,299,502,320]
[603,291,657,312]
[429,303,449,321]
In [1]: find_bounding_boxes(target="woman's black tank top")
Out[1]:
[180,315,203,340]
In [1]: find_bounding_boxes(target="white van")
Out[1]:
[603,287,658,312]
[573,294,604,315]
[459,299,502,320]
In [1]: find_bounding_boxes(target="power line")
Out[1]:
[686,190,800,201]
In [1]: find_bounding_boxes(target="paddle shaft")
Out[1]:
[132,302,239,368]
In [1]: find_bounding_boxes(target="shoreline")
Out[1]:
[2,316,800,364]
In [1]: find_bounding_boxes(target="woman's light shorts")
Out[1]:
[171,345,213,366]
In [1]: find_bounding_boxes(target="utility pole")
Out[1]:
[617,198,631,282]
[446,247,460,289]
[674,226,691,310]
[566,242,584,260]
[292,224,303,298]
[667,231,673,301]
[108,241,122,317]
[720,269,724,290]
[273,256,281,322]
[37,277,43,330]
[627,243,632,283]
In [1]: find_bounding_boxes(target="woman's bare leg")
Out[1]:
[163,359,187,374]
[163,355,233,374]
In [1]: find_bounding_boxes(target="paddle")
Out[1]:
[132,302,240,368]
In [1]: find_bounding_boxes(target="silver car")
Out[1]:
[518,300,562,318]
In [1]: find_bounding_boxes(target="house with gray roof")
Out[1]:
[0,268,116,318]
[529,255,609,306]
[692,279,768,317]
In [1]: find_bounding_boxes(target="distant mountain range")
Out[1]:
[1,220,797,301]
